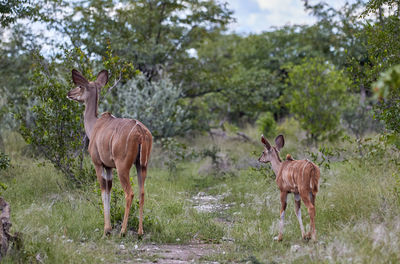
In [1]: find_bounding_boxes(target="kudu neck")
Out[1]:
[270,153,282,176]
[83,92,99,139]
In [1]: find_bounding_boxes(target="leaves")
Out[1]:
[284,57,350,143]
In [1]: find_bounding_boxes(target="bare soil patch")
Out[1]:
[121,243,222,263]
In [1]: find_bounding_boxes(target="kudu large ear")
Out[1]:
[261,135,271,150]
[275,135,285,151]
[96,70,109,87]
[72,69,89,87]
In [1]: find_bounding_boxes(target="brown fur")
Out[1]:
[286,154,294,161]
[277,159,320,195]
[259,135,320,241]
[68,69,152,237]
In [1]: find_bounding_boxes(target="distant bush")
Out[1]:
[373,65,400,148]
[285,57,350,143]
[342,94,382,140]
[256,112,276,137]
[276,117,301,140]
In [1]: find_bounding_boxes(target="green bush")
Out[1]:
[0,152,10,171]
[284,57,350,143]
[373,64,400,143]
[256,112,276,137]
[14,51,92,184]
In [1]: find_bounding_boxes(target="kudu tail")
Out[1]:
[310,163,320,196]
[138,134,152,168]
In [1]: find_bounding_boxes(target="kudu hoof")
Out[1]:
[102,228,112,239]
[303,233,312,241]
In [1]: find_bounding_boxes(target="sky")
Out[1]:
[225,0,358,34]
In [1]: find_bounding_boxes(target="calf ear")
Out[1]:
[275,135,285,151]
[96,70,109,87]
[72,69,89,87]
[261,135,271,150]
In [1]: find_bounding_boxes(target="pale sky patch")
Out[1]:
[225,0,360,34]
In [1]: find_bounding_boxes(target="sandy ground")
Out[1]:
[118,243,222,264]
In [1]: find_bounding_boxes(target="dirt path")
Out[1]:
[117,191,229,263]
[121,243,222,263]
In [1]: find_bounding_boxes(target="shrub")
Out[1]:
[14,51,93,184]
[373,65,400,137]
[0,152,10,171]
[342,95,382,140]
[118,74,190,138]
[285,57,350,143]
[256,112,276,137]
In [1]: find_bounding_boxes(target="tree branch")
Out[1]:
[99,71,122,102]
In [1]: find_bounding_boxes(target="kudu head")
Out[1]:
[258,134,285,163]
[67,69,109,103]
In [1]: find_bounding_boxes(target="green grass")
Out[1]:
[1,129,400,263]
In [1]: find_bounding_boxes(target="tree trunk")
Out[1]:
[0,197,20,261]
[0,197,11,260]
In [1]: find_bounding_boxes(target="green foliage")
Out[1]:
[362,0,400,17]
[14,51,91,184]
[0,152,8,196]
[256,112,276,137]
[12,44,137,184]
[373,65,400,136]
[0,152,10,170]
[157,137,197,176]
[284,57,350,143]
[51,0,233,80]
[393,172,400,206]
[118,74,190,138]
[0,0,41,27]
[342,94,381,139]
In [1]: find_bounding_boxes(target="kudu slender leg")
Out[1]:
[137,163,147,236]
[94,165,113,237]
[300,192,316,241]
[116,165,134,237]
[294,193,306,239]
[277,192,288,241]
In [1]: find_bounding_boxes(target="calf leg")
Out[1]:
[300,192,316,241]
[277,192,288,241]
[136,163,147,236]
[294,193,306,239]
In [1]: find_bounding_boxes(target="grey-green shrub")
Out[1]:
[118,74,190,138]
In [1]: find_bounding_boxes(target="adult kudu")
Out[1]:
[258,135,320,241]
[67,69,152,237]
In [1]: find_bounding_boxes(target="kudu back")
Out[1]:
[67,69,152,237]
[258,135,320,241]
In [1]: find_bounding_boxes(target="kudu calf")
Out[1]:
[67,69,152,237]
[258,135,320,241]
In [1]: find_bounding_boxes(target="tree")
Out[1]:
[284,57,350,143]
[50,0,233,81]
[0,0,41,27]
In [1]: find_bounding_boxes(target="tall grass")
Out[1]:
[0,128,399,263]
